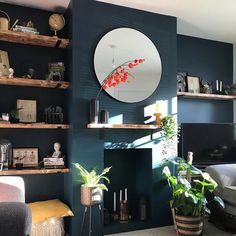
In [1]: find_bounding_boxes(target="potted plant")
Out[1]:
[162,158,224,235]
[73,163,111,206]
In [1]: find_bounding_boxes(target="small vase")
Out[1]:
[80,185,103,206]
[100,110,109,124]
[90,99,99,123]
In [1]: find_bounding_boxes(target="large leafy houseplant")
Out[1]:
[163,158,224,217]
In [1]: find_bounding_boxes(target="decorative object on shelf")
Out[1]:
[215,80,223,94]
[44,105,64,124]
[0,10,10,30]
[73,163,111,206]
[0,50,10,76]
[224,83,236,95]
[17,99,37,123]
[94,27,162,103]
[186,75,200,93]
[8,68,14,78]
[43,157,65,169]
[23,68,34,79]
[177,72,187,92]
[111,191,119,221]
[0,139,12,170]
[154,100,162,125]
[13,147,38,168]
[119,188,129,223]
[90,98,99,124]
[12,23,39,35]
[48,14,65,37]
[46,62,65,81]
[9,107,22,123]
[200,79,213,94]
[52,142,61,158]
[1,113,9,121]
[162,157,224,236]
[100,110,109,124]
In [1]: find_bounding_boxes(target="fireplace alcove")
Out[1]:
[104,148,153,234]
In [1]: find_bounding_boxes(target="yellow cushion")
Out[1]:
[28,199,74,224]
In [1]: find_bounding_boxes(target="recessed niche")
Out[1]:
[104,148,152,234]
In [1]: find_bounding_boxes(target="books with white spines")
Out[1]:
[44,161,64,165]
[43,157,64,162]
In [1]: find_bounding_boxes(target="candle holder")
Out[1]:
[119,200,129,223]
[154,113,162,126]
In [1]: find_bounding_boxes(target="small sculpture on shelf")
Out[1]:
[8,68,14,78]
[44,105,64,124]
[52,142,61,158]
[43,142,65,169]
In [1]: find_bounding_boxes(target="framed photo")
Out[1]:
[13,147,38,167]
[177,72,187,92]
[0,50,10,76]
[17,99,37,123]
[186,76,200,93]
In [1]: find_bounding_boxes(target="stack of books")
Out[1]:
[43,157,65,169]
[12,25,39,35]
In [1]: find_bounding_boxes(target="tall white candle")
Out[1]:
[216,80,219,91]
[125,188,127,201]
[120,190,122,202]
[220,81,222,92]
[114,192,116,212]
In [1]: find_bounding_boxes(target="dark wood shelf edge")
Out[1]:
[87,123,160,129]
[177,92,236,100]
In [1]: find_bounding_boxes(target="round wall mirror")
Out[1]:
[94,28,162,103]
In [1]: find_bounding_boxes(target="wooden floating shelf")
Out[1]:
[177,92,236,100]
[87,123,161,129]
[0,123,70,129]
[0,30,69,48]
[0,168,69,175]
[0,77,70,89]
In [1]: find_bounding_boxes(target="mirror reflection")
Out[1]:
[94,28,162,103]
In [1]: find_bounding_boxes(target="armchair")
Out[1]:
[0,176,32,236]
[206,164,236,232]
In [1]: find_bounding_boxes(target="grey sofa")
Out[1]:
[0,202,32,236]
[206,164,236,232]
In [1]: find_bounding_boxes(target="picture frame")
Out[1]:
[17,99,37,123]
[186,76,200,93]
[0,50,10,76]
[12,147,38,167]
[177,72,187,92]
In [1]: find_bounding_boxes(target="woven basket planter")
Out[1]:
[80,185,103,206]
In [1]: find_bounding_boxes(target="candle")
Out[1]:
[220,81,222,92]
[120,190,122,202]
[216,80,219,91]
[114,192,116,212]
[125,188,127,201]
[156,101,161,114]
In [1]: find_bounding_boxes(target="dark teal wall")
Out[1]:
[69,0,177,235]
[177,35,233,123]
[0,3,69,202]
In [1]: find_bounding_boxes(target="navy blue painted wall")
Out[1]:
[69,0,177,235]
[0,3,69,203]
[177,35,233,123]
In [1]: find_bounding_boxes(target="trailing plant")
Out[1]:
[162,158,224,217]
[161,115,178,140]
[73,163,112,191]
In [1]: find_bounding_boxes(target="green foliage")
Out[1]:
[73,163,112,191]
[161,115,179,140]
[163,158,224,217]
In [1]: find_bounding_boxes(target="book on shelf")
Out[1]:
[44,165,65,169]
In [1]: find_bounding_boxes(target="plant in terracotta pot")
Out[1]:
[73,163,112,206]
[162,158,224,235]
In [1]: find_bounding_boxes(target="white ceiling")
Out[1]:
[2,0,236,43]
[97,0,236,44]
[0,0,70,12]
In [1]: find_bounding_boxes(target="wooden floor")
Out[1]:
[106,221,233,236]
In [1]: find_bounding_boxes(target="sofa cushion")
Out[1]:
[222,186,236,206]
